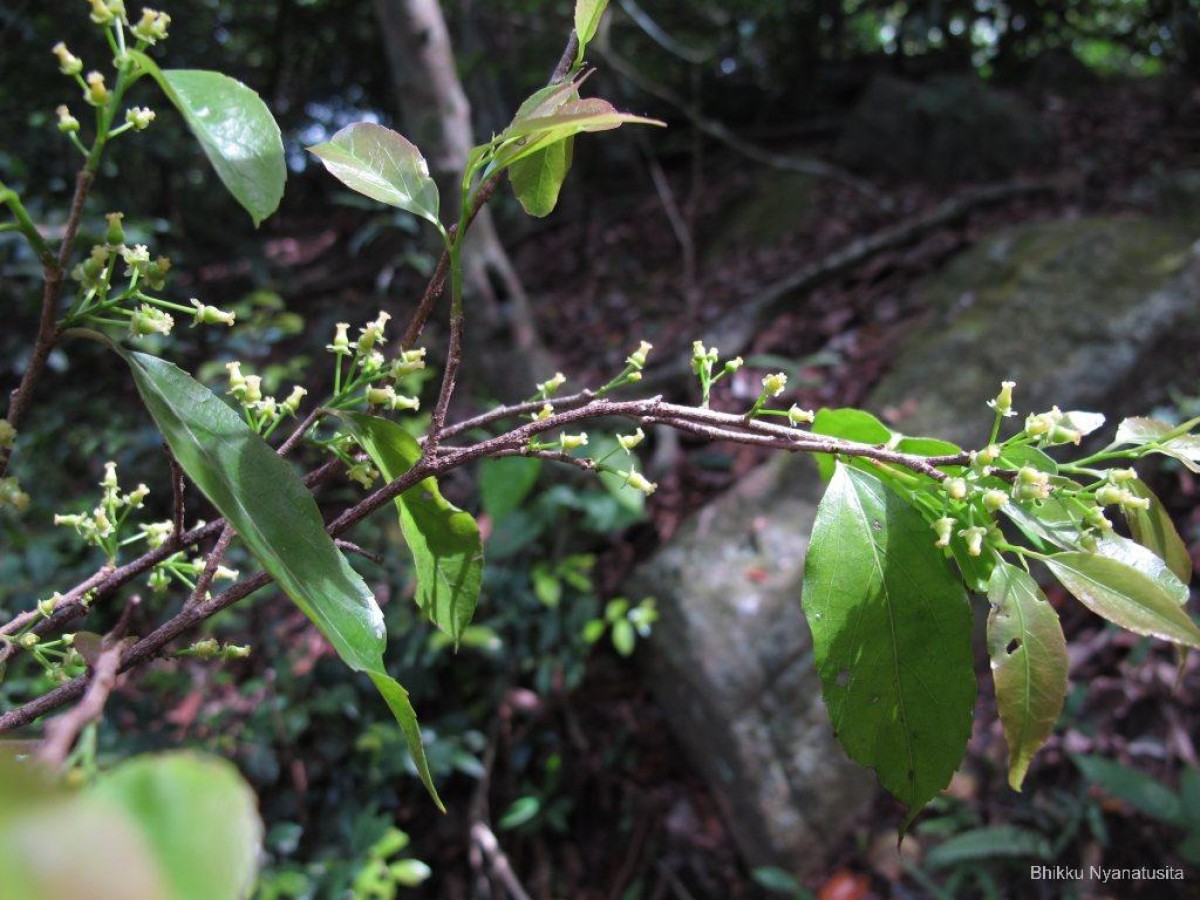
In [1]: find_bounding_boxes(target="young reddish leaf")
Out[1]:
[802,464,976,830]
[987,562,1068,791]
[308,123,441,230]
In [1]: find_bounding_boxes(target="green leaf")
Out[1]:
[118,350,441,808]
[894,436,961,458]
[1093,534,1189,606]
[1060,411,1105,437]
[996,444,1058,475]
[1073,755,1187,827]
[801,464,976,828]
[575,0,610,59]
[479,456,541,520]
[499,796,540,830]
[1125,479,1192,585]
[1115,416,1174,446]
[811,408,894,481]
[1045,552,1200,649]
[0,752,262,900]
[93,754,260,900]
[925,825,1052,870]
[987,563,1068,791]
[509,137,574,217]
[131,52,284,227]
[1114,417,1200,472]
[611,618,635,656]
[1003,496,1082,553]
[338,413,483,643]
[308,123,441,231]
[493,99,663,171]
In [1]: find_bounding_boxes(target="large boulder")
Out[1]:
[835,74,1051,184]
[630,215,1200,878]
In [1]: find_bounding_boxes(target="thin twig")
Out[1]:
[1,170,95,478]
[37,596,138,768]
[168,445,186,548]
[470,821,534,900]
[334,539,384,566]
[187,525,235,607]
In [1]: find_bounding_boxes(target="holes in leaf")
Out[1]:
[1006,638,1022,656]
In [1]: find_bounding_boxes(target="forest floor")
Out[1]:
[482,75,1200,898]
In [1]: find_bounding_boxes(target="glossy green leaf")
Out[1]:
[1126,478,1192,584]
[93,754,260,900]
[512,78,581,122]
[1003,496,1082,552]
[132,52,284,227]
[1045,552,1200,648]
[509,137,574,217]
[575,0,610,58]
[1115,416,1175,446]
[308,123,441,230]
[987,563,1068,791]
[1073,755,1187,826]
[802,464,976,828]
[338,413,483,643]
[119,351,442,808]
[1094,534,1189,605]
[480,456,542,520]
[811,408,894,480]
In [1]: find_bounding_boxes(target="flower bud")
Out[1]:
[932,516,955,548]
[37,594,58,617]
[104,211,125,246]
[560,432,588,451]
[347,461,378,489]
[983,489,1008,512]
[959,526,988,557]
[55,104,81,134]
[226,361,246,396]
[628,341,652,369]
[129,303,174,337]
[125,106,156,131]
[944,477,968,500]
[1095,484,1124,507]
[214,565,239,581]
[102,461,119,490]
[762,372,788,397]
[1108,468,1137,484]
[242,376,262,404]
[357,311,391,354]
[532,403,553,422]
[327,322,351,355]
[988,380,1016,417]
[787,405,815,426]
[724,357,744,374]
[52,42,83,75]
[140,521,173,548]
[617,428,645,451]
[0,477,30,512]
[190,299,236,327]
[537,372,566,397]
[1048,425,1081,446]
[625,469,657,496]
[132,8,171,43]
[223,643,251,659]
[88,0,116,25]
[148,567,170,593]
[122,484,150,508]
[19,633,39,649]
[972,444,1001,467]
[84,71,109,107]
[280,386,307,416]
[142,255,171,291]
[1084,506,1113,532]
[121,243,151,277]
[391,348,426,376]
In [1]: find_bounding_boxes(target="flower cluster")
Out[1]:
[53,461,148,562]
[325,313,426,414]
[225,362,307,433]
[690,340,742,407]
